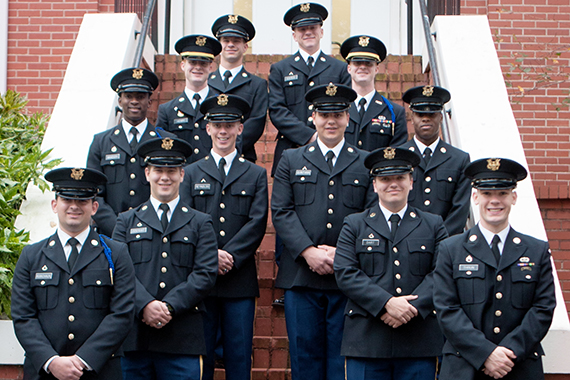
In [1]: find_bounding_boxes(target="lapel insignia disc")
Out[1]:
[440,147,446,153]
[91,239,98,246]
[42,265,48,271]
[513,237,521,244]
[49,240,55,247]
[469,234,477,242]
[70,168,84,180]
[369,233,374,238]
[466,255,473,263]
[162,138,174,150]
[410,212,417,218]
[487,158,501,171]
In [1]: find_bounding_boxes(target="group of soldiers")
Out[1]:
[10,3,555,380]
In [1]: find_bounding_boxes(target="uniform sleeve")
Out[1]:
[443,152,471,236]
[156,102,171,130]
[339,62,352,86]
[268,63,315,146]
[433,239,498,371]
[391,103,408,147]
[240,78,268,155]
[271,151,315,260]
[334,216,394,317]
[222,168,268,270]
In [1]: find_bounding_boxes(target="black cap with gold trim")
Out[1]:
[175,35,222,62]
[284,3,328,28]
[305,83,356,113]
[465,158,527,189]
[402,85,451,113]
[200,94,251,122]
[212,14,256,42]
[110,68,159,94]
[137,137,193,167]
[340,35,387,63]
[45,167,107,200]
[365,147,421,177]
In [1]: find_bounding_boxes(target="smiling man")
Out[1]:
[434,158,555,380]
[340,35,407,151]
[181,94,268,380]
[113,137,218,380]
[334,147,448,380]
[208,15,268,163]
[400,85,471,236]
[156,35,222,162]
[272,83,376,380]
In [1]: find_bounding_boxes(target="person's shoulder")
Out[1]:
[92,125,119,140]
[158,94,184,109]
[509,228,549,250]
[439,140,469,158]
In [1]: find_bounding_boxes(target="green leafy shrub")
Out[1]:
[0,90,61,317]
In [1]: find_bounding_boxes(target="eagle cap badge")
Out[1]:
[217,94,229,106]
[325,83,337,96]
[300,3,310,12]
[487,158,501,171]
[161,138,174,150]
[383,147,396,160]
[359,36,370,47]
[228,15,238,24]
[196,36,207,47]
[132,69,144,79]
[422,85,434,97]
[70,168,84,180]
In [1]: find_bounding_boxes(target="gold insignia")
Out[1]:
[217,94,229,106]
[137,222,142,227]
[325,83,337,96]
[228,14,238,24]
[320,57,326,62]
[367,233,374,238]
[91,239,98,246]
[300,3,310,12]
[242,72,248,77]
[487,158,501,171]
[149,131,156,136]
[409,146,415,151]
[422,85,434,96]
[132,69,144,79]
[114,129,120,135]
[49,240,55,247]
[309,146,315,152]
[196,36,207,47]
[111,146,118,153]
[182,207,189,212]
[440,147,447,153]
[70,168,84,180]
[410,212,417,218]
[383,147,396,160]
[201,178,206,182]
[177,111,184,117]
[239,157,245,162]
[42,264,48,270]
[179,97,184,102]
[466,255,473,263]
[513,237,521,244]
[295,56,300,62]
[369,212,376,217]
[347,147,354,153]
[358,36,370,47]
[469,234,477,242]
[142,205,148,211]
[161,138,174,150]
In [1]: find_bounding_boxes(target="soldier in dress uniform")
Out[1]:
[271,83,376,380]
[87,67,174,237]
[340,35,408,151]
[434,158,556,380]
[334,147,448,380]
[209,14,268,163]
[181,94,268,380]
[400,85,471,235]
[156,35,222,163]
[268,2,351,176]
[12,167,135,380]
[112,137,218,380]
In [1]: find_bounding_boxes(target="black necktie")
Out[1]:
[325,150,335,171]
[307,56,314,72]
[223,71,232,88]
[130,127,139,153]
[193,93,201,115]
[389,214,401,241]
[219,157,227,182]
[423,147,432,165]
[491,235,501,265]
[358,98,367,121]
[67,237,79,271]
[159,203,169,232]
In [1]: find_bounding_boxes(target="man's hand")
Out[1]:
[218,249,234,275]
[381,295,418,327]
[483,346,516,379]
[48,356,84,380]
[142,300,172,329]
[301,246,334,275]
[317,245,336,261]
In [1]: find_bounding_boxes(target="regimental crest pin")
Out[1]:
[359,36,370,47]
[466,255,473,263]
[196,36,207,46]
[132,69,144,79]
[383,147,396,160]
[487,158,501,171]
[369,233,374,238]
[161,138,174,150]
[42,265,48,271]
[228,15,238,24]
[217,94,229,106]
[70,168,84,180]
[300,3,310,12]
[422,85,434,96]
[326,83,337,96]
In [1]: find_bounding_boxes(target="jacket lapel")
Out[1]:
[226,68,252,91]
[498,228,528,272]
[109,125,132,155]
[208,69,225,92]
[393,208,421,246]
[292,51,310,77]
[309,52,331,79]
[223,156,248,190]
[361,94,388,129]
[71,229,104,275]
[303,142,330,175]
[363,205,391,242]
[165,202,195,235]
[425,140,452,171]
[174,92,195,117]
[331,143,358,176]
[42,234,70,273]
[136,200,163,233]
[464,225,498,269]
[198,155,224,184]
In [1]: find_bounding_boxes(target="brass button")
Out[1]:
[69,297,75,304]
[68,333,75,340]
[425,188,431,193]
[68,278,74,285]
[68,315,75,322]
[163,237,168,243]
[308,117,313,122]
[466,271,472,275]
[309,81,315,86]
[200,190,204,195]
[178,125,183,129]
[194,123,199,128]
[424,200,431,206]
[421,245,426,250]
[96,280,102,285]
[326,223,332,229]
[162,252,168,258]
[184,237,189,241]
[220,230,226,237]
[367,246,372,251]
[130,157,137,163]
[354,179,359,184]
[328,194,334,200]
[393,247,398,253]
[425,176,432,182]
[358,141,362,146]
[496,275,502,281]
[110,160,115,165]
[394,260,400,266]
[495,310,502,317]
[130,190,135,196]
[41,280,46,285]
[161,267,167,273]
[496,292,503,300]
[130,173,136,179]
[159,282,166,289]
[300,177,305,181]
[494,327,500,334]
[329,180,334,186]
[220,203,226,209]
[525,275,532,280]
[328,208,333,214]
[308,104,314,110]
[222,190,225,195]
[194,135,200,140]
[194,148,200,154]
[395,274,401,280]
[448,177,453,182]
[220,217,225,223]
[349,309,353,314]
[396,287,402,294]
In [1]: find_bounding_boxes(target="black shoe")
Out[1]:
[272,295,285,307]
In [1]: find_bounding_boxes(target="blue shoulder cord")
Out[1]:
[380,95,396,125]
[99,234,115,285]
[155,127,165,139]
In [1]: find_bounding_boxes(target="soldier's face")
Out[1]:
[373,174,413,213]
[411,111,442,146]
[292,24,323,54]
[145,166,184,203]
[181,58,212,87]
[51,197,98,236]
[118,92,151,126]
[312,110,349,148]
[473,189,517,233]
[207,121,243,156]
[347,61,379,86]
[219,36,248,65]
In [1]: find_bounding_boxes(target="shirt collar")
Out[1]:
[57,226,91,250]
[184,86,209,104]
[479,224,511,251]
[355,90,376,111]
[379,204,408,224]
[122,119,148,141]
[210,149,238,173]
[219,64,243,84]
[298,49,321,65]
[150,195,180,221]
[316,138,344,161]
[413,136,440,156]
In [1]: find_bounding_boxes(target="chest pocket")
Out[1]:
[31,271,61,310]
[357,237,386,276]
[341,173,369,209]
[126,226,153,264]
[192,182,215,211]
[436,169,459,201]
[291,172,317,206]
[407,239,435,276]
[511,266,539,309]
[82,269,113,309]
[453,263,486,305]
[369,120,393,136]
[100,152,126,183]
[170,227,197,268]
[230,182,256,216]
[283,74,304,106]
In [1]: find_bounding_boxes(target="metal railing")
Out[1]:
[114,0,158,67]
